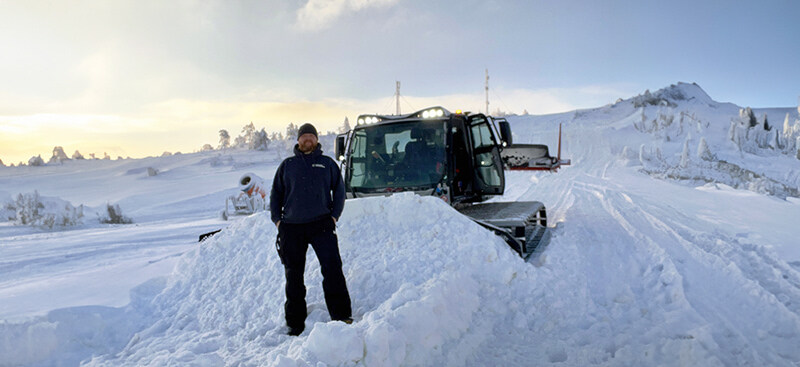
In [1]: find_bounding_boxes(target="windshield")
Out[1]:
[348,120,446,191]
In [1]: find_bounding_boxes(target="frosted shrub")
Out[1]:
[8,191,84,229]
[99,203,133,224]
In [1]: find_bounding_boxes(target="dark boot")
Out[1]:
[287,325,304,336]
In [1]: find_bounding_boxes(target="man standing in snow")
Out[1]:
[270,123,352,336]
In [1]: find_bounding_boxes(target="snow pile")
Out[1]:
[0,279,164,367]
[84,193,528,366]
[3,191,85,228]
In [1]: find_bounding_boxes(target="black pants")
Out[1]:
[278,217,352,329]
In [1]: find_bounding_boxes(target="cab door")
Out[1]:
[467,114,505,195]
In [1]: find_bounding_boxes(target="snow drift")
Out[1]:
[83,193,527,366]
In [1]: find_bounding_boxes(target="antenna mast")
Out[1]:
[485,69,490,115]
[395,81,401,115]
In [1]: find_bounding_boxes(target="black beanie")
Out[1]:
[297,123,318,139]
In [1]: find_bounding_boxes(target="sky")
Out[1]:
[1,0,798,164]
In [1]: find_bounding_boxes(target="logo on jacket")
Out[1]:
[312,163,326,168]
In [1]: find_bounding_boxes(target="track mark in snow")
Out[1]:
[570,177,800,366]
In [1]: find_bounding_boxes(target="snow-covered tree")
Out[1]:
[103,152,111,160]
[285,123,299,141]
[761,114,771,131]
[767,128,779,149]
[0,158,4,167]
[72,150,85,160]
[339,117,351,134]
[28,155,44,166]
[233,135,246,148]
[680,139,690,168]
[241,122,256,142]
[729,108,784,155]
[161,151,172,157]
[219,130,231,149]
[201,144,214,151]
[741,107,758,128]
[249,128,270,150]
[638,144,664,168]
[697,137,714,161]
[49,146,70,164]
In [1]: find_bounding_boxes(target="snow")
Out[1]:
[2,83,800,366]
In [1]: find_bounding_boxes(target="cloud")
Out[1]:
[295,0,399,31]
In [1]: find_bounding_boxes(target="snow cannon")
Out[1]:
[222,172,268,220]
[239,173,267,198]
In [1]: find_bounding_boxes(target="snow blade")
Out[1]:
[502,144,571,171]
[502,123,571,172]
[199,229,222,242]
[501,144,557,169]
[471,219,550,259]
[457,201,550,260]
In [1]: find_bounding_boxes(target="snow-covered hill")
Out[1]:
[1,82,800,366]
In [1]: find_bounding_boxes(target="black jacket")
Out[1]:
[270,144,345,225]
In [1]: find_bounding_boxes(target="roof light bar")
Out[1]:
[356,116,382,125]
[421,108,445,119]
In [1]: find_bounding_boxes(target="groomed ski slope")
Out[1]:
[2,83,800,366]
[80,127,800,366]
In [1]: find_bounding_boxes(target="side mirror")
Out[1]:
[499,120,513,146]
[334,134,347,161]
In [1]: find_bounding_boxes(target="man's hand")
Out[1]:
[276,220,281,228]
[332,217,337,224]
